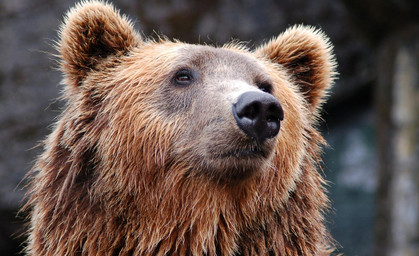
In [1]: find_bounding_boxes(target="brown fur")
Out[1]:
[24,1,337,255]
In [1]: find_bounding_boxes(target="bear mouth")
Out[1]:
[214,146,267,159]
[197,141,275,182]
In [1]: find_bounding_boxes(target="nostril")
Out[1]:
[266,115,278,123]
[267,103,284,122]
[239,102,260,120]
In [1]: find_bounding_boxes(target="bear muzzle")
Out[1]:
[233,91,284,144]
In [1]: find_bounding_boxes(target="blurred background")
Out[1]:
[0,0,418,255]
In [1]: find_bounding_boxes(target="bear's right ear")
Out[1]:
[255,26,337,115]
[58,1,142,86]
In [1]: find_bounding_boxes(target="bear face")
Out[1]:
[25,1,337,255]
[148,45,299,182]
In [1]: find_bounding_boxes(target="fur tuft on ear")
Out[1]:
[58,0,142,86]
[255,25,337,114]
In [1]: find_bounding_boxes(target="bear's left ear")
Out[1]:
[58,1,142,87]
[255,25,337,114]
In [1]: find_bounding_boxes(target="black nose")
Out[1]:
[233,91,284,143]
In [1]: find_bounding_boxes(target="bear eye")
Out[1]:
[174,69,193,86]
[258,82,273,94]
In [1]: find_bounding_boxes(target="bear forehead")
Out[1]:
[174,44,272,80]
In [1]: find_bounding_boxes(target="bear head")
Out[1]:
[26,1,337,255]
[57,1,335,186]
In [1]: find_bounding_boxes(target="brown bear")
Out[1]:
[24,1,337,255]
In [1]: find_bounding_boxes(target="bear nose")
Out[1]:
[233,91,284,143]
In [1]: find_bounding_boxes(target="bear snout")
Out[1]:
[233,91,284,143]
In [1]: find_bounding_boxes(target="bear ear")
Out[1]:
[255,25,337,114]
[58,1,142,86]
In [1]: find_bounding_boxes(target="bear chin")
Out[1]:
[200,158,270,183]
[198,138,276,183]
